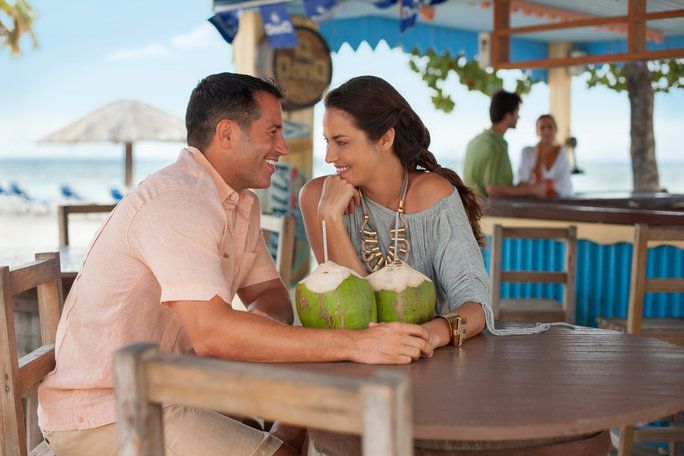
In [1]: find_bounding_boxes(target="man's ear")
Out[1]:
[215,119,238,148]
[379,127,395,153]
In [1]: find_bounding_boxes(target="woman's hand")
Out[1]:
[317,175,360,220]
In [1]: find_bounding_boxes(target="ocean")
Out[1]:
[1,157,684,204]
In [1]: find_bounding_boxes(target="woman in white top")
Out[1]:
[518,114,573,197]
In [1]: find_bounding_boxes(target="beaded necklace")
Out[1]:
[359,171,410,272]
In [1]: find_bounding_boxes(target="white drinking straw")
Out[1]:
[393,210,400,263]
[322,219,329,263]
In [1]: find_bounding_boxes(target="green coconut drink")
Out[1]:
[367,261,436,324]
[296,261,377,329]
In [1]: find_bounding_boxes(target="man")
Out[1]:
[37,73,432,456]
[463,89,547,198]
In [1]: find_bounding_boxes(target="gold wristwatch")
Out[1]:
[436,313,467,347]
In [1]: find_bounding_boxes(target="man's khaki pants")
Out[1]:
[43,405,283,456]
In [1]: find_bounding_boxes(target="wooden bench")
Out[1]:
[1,253,63,456]
[114,343,412,456]
[490,225,577,323]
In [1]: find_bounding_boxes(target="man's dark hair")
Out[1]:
[185,72,284,151]
[489,90,522,124]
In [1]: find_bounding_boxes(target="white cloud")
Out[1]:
[171,23,217,51]
[105,23,222,63]
[106,43,171,62]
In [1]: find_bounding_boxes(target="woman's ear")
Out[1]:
[379,127,395,152]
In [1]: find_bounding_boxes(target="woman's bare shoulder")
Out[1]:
[299,175,328,206]
[407,172,454,213]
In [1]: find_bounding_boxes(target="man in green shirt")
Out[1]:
[463,90,546,198]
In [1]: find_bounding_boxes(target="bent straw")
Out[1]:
[322,220,329,263]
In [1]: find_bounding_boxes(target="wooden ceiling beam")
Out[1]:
[494,48,684,70]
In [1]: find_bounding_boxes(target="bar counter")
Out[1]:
[486,192,684,226]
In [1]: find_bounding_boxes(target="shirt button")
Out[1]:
[230,194,238,201]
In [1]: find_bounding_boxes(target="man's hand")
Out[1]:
[348,322,433,364]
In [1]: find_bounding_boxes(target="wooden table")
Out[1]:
[289,324,684,455]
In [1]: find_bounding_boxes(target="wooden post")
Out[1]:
[628,0,646,54]
[57,205,69,248]
[563,226,577,324]
[490,224,503,319]
[0,266,27,456]
[35,253,64,343]
[361,371,413,456]
[492,0,511,67]
[626,223,649,334]
[548,42,573,156]
[114,343,164,456]
[124,142,133,188]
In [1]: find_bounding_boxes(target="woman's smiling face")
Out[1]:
[322,107,382,186]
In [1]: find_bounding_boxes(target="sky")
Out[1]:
[2,0,683,171]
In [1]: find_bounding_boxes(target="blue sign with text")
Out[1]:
[259,3,298,49]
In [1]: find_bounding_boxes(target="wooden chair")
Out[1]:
[114,343,413,456]
[596,224,684,456]
[597,224,684,345]
[490,225,577,323]
[261,213,296,285]
[1,253,63,456]
[57,203,116,247]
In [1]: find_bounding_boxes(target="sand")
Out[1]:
[0,210,108,264]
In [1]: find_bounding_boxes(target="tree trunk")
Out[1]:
[625,61,660,192]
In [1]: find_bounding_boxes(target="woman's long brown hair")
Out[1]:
[324,76,485,246]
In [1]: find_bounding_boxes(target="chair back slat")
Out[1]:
[114,344,413,456]
[0,253,64,456]
[645,279,684,293]
[18,344,56,394]
[260,214,296,285]
[500,227,575,240]
[9,259,60,296]
[500,271,567,284]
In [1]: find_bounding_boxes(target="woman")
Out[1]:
[517,114,573,197]
[300,76,489,349]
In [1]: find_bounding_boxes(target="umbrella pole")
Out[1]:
[124,142,133,188]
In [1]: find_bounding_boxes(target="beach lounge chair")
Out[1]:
[114,344,412,456]
[110,187,126,201]
[0,252,63,456]
[59,184,82,201]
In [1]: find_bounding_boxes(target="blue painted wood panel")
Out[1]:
[483,238,684,327]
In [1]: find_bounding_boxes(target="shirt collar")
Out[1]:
[183,146,251,210]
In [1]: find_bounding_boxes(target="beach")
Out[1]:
[2,157,684,260]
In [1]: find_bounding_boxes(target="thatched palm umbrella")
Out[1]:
[40,100,186,187]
